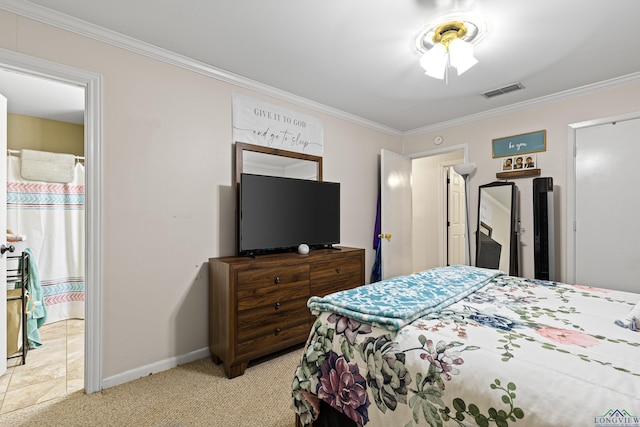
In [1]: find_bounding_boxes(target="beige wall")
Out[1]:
[4,7,640,386]
[0,11,401,381]
[403,83,640,281]
[7,113,84,156]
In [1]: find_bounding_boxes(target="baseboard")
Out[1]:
[101,347,211,390]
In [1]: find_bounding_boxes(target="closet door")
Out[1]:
[575,117,640,292]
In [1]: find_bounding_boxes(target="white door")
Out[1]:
[575,117,640,292]
[0,94,8,375]
[447,167,465,265]
[380,149,412,279]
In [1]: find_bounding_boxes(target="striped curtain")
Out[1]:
[6,155,85,324]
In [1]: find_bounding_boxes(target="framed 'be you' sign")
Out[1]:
[492,130,546,158]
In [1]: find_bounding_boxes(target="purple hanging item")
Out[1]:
[372,192,381,249]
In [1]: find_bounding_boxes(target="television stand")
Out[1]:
[208,246,364,378]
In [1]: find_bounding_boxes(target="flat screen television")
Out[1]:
[239,173,340,256]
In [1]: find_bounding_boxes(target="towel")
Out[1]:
[20,149,75,183]
[23,247,47,348]
[615,301,640,331]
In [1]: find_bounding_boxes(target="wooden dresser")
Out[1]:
[209,246,364,378]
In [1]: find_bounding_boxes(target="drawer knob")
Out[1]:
[274,302,281,310]
[274,328,281,336]
[336,267,341,273]
[274,276,280,284]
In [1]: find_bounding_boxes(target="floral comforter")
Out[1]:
[292,271,640,427]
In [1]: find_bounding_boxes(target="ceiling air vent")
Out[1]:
[482,83,525,99]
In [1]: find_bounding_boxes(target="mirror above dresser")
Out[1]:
[235,142,323,183]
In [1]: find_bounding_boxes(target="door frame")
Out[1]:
[408,143,469,268]
[566,110,640,284]
[0,48,103,393]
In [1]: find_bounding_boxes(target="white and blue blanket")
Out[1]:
[307,265,502,330]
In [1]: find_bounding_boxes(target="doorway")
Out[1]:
[0,49,102,395]
[412,149,466,271]
[380,145,466,279]
[2,71,86,411]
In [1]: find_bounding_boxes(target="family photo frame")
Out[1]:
[501,154,536,171]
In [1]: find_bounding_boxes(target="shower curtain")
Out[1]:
[6,155,85,324]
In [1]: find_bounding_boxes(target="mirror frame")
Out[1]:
[476,181,519,276]
[235,141,323,184]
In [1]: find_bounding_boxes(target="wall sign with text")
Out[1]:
[232,93,324,156]
[492,130,546,158]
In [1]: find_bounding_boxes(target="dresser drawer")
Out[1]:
[237,282,309,311]
[237,296,309,337]
[310,256,362,286]
[237,264,309,288]
[237,265,309,310]
[236,316,310,355]
[311,277,361,298]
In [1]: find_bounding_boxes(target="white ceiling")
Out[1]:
[2,0,640,132]
[0,68,85,124]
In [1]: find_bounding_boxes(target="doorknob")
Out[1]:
[0,244,15,255]
[377,233,392,240]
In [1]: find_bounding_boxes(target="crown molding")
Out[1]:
[0,0,402,137]
[404,71,640,136]
[2,0,638,140]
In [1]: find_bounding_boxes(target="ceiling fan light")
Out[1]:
[416,18,483,81]
[449,38,478,75]
[420,44,447,79]
[424,63,447,79]
[455,55,478,75]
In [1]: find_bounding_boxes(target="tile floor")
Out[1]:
[0,319,84,413]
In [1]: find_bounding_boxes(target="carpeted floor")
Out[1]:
[0,347,304,426]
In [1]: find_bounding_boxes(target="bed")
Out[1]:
[291,265,640,427]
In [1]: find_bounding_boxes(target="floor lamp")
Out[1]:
[452,163,476,266]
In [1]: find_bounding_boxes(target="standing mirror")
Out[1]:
[476,182,519,275]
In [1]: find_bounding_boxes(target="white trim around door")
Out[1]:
[0,48,103,393]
